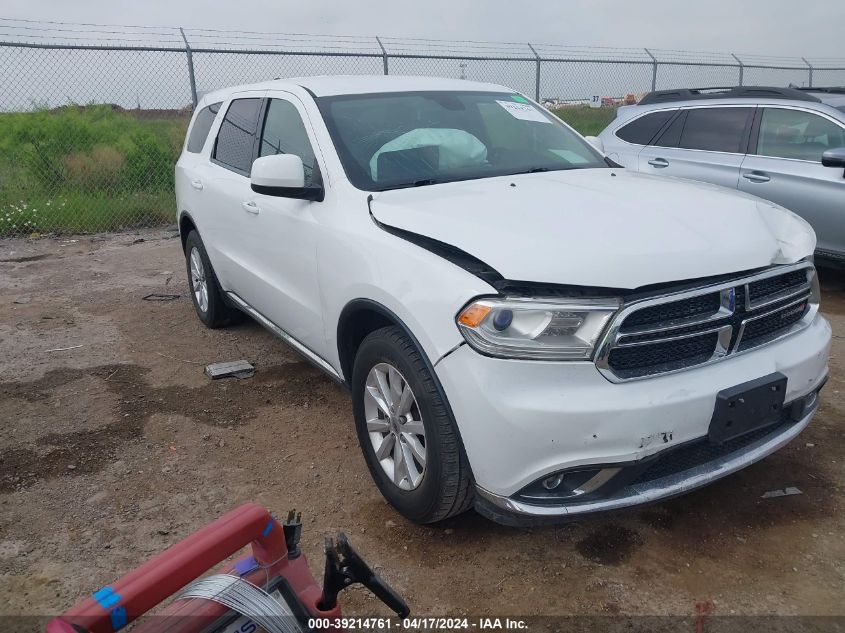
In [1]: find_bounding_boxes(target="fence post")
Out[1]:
[644,48,657,91]
[376,36,389,75]
[527,43,541,102]
[179,28,198,107]
[802,57,813,87]
[731,53,744,86]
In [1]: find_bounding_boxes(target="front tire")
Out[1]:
[184,230,241,328]
[352,326,474,523]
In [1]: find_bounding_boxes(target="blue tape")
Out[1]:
[261,519,274,537]
[93,586,121,609]
[110,606,127,631]
[234,555,259,577]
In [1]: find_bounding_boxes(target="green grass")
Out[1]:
[551,106,618,136]
[0,105,188,237]
[0,103,616,237]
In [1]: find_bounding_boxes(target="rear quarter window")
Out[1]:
[186,102,222,153]
[615,110,676,145]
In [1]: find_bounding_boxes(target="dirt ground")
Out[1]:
[1,229,844,622]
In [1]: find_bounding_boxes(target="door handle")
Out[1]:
[647,158,669,168]
[190,179,203,190]
[742,171,771,183]
[241,201,260,215]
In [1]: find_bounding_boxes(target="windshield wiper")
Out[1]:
[512,166,584,175]
[378,178,440,191]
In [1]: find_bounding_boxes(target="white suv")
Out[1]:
[175,76,831,525]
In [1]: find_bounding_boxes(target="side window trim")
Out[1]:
[739,106,757,155]
[747,107,763,155]
[210,94,266,177]
[252,97,270,167]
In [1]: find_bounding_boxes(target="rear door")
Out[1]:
[196,93,266,291]
[638,106,754,189]
[604,108,678,168]
[739,106,845,258]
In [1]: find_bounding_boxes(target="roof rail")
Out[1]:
[796,86,845,95]
[638,86,822,105]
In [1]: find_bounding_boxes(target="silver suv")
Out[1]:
[597,86,845,263]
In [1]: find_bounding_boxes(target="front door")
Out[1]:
[237,95,327,357]
[739,106,845,258]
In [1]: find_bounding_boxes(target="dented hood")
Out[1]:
[369,169,815,289]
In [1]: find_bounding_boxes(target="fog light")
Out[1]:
[517,467,622,504]
[542,473,565,490]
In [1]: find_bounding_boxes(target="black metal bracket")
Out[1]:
[318,533,410,618]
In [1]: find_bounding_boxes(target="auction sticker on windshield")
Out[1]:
[495,100,550,123]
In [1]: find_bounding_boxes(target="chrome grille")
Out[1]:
[596,262,817,382]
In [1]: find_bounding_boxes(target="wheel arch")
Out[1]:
[337,299,409,386]
[178,211,198,252]
[338,297,477,512]
[336,298,455,392]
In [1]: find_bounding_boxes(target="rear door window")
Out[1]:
[615,110,677,145]
[213,98,263,174]
[678,107,753,153]
[186,102,221,153]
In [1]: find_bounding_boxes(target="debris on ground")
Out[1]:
[45,344,84,352]
[204,360,255,380]
[142,293,181,301]
[761,487,803,499]
[12,297,31,304]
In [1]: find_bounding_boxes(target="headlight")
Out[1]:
[456,297,620,360]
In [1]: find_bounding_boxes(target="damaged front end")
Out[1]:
[475,378,825,526]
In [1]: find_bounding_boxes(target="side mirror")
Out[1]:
[821,147,845,168]
[250,154,324,201]
[585,135,604,153]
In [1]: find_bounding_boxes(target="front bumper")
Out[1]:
[434,312,831,522]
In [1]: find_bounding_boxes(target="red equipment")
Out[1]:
[47,503,408,633]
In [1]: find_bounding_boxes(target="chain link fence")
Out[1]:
[1,18,844,238]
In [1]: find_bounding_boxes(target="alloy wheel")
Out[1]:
[189,247,208,313]
[363,362,427,490]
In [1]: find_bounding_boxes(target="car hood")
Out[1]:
[369,168,815,289]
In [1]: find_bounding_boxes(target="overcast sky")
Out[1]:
[3,0,844,59]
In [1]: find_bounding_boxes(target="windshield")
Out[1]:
[316,91,608,191]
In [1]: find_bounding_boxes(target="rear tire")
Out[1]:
[352,326,474,523]
[184,230,241,329]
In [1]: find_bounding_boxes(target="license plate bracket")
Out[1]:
[709,372,787,444]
